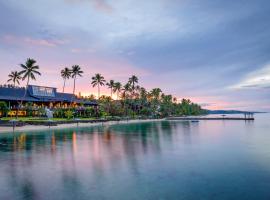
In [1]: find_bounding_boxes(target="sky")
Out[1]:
[0,0,269,111]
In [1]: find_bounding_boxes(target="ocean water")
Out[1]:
[0,114,270,200]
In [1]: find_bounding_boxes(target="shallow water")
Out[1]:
[0,114,270,200]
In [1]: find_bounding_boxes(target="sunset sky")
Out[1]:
[0,0,269,111]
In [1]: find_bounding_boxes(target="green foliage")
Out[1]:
[25,102,34,117]
[37,108,46,117]
[0,101,9,117]
[65,110,74,119]
[53,108,66,118]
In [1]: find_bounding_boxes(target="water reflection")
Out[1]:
[0,118,270,200]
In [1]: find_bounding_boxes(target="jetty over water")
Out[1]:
[167,113,254,121]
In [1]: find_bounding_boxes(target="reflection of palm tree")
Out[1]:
[19,58,41,104]
[106,80,115,98]
[7,71,21,87]
[113,82,122,100]
[61,67,71,93]
[71,65,83,96]
[91,73,106,99]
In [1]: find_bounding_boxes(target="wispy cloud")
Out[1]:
[229,64,270,89]
[92,0,113,13]
[65,0,113,13]
[2,34,69,48]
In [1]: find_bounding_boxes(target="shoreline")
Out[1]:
[0,119,165,134]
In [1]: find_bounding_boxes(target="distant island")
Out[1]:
[206,110,266,114]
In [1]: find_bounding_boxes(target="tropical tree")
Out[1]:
[7,71,21,87]
[61,67,71,93]
[71,65,83,95]
[160,94,173,117]
[19,58,41,100]
[150,88,162,100]
[113,82,122,100]
[91,73,106,99]
[128,75,138,98]
[106,80,115,98]
[121,83,131,100]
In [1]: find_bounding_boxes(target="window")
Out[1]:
[32,86,55,97]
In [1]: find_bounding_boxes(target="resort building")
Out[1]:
[0,85,97,116]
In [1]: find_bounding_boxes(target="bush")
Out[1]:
[0,101,9,117]
[53,108,66,118]
[65,110,74,119]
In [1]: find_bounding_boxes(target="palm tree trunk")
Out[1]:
[13,82,18,118]
[72,76,76,105]
[98,84,100,99]
[73,76,76,95]
[111,88,113,98]
[22,76,30,102]
[19,76,29,118]
[63,78,66,93]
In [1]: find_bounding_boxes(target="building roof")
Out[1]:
[0,85,97,106]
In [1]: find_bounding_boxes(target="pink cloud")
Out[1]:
[65,0,113,13]
[92,0,113,13]
[24,38,57,47]
[2,34,68,48]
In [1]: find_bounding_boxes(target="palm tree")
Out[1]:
[61,67,71,93]
[139,87,147,101]
[19,58,41,100]
[7,71,22,118]
[71,65,83,95]
[122,83,131,100]
[128,75,138,98]
[150,88,162,100]
[7,71,21,87]
[113,82,122,100]
[106,80,115,98]
[91,73,106,99]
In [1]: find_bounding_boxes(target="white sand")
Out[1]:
[0,119,164,133]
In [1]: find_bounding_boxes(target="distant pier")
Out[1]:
[167,113,254,121]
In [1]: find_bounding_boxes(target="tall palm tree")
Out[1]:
[7,71,21,87]
[19,58,41,100]
[121,83,131,100]
[91,73,106,99]
[71,65,83,95]
[150,88,162,100]
[128,74,138,90]
[61,67,71,93]
[113,82,122,100]
[106,80,115,98]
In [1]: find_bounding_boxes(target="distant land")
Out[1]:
[207,110,267,114]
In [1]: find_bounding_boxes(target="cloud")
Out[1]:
[229,64,270,89]
[70,48,97,53]
[65,0,113,13]
[92,0,113,13]
[2,34,68,48]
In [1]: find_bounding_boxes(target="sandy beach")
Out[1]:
[0,119,164,134]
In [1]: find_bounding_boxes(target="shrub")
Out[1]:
[65,110,74,119]
[0,101,9,117]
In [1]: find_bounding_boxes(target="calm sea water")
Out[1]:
[0,114,270,200]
